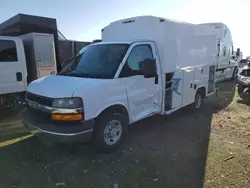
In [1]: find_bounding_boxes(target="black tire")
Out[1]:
[231,67,238,80]
[238,85,244,94]
[92,112,128,153]
[237,85,250,100]
[193,89,204,110]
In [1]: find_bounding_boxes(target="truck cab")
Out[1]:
[198,23,238,82]
[0,37,27,103]
[24,40,163,151]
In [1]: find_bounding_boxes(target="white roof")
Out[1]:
[102,16,217,72]
[198,22,233,43]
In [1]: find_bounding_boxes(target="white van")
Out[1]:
[23,16,217,152]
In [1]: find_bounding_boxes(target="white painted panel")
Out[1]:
[171,70,183,109]
[0,37,27,95]
[102,16,217,73]
[183,69,195,106]
[34,34,57,78]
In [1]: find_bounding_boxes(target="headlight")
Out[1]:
[52,97,83,108]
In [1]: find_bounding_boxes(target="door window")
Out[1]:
[231,45,234,55]
[223,46,226,56]
[120,44,153,77]
[217,42,220,56]
[0,40,18,62]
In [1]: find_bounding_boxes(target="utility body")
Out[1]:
[23,16,217,152]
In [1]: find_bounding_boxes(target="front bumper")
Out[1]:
[238,80,250,87]
[23,108,95,143]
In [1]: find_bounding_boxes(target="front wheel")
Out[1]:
[238,85,244,94]
[238,85,250,100]
[92,112,128,153]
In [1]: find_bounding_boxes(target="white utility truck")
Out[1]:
[198,23,240,82]
[23,16,217,152]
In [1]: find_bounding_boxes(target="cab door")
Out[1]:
[119,42,162,123]
[0,38,27,95]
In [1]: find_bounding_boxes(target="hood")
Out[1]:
[27,75,100,98]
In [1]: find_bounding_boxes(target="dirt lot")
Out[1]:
[0,81,249,188]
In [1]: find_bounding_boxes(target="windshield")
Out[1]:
[59,44,129,79]
[240,69,250,77]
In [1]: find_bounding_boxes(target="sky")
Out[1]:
[1,0,250,56]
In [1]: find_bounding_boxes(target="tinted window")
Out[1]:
[127,45,153,71]
[240,69,250,76]
[217,42,220,56]
[59,44,129,79]
[119,44,154,77]
[223,46,226,56]
[0,40,18,62]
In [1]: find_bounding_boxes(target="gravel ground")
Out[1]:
[0,81,249,188]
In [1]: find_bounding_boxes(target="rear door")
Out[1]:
[0,38,26,94]
[34,34,57,78]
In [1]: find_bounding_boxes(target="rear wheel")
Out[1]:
[193,89,204,110]
[92,112,128,153]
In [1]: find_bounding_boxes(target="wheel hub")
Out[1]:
[104,120,122,145]
[195,94,202,108]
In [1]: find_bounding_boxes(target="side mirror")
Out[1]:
[236,48,240,56]
[139,58,157,78]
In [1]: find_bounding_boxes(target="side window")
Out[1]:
[231,45,234,55]
[240,69,250,76]
[0,40,18,62]
[217,42,220,57]
[120,44,154,77]
[127,45,153,71]
[223,46,226,56]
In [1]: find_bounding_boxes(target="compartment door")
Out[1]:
[171,70,183,109]
[183,69,196,106]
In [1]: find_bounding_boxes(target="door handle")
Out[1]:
[16,72,23,81]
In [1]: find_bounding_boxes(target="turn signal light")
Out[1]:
[51,114,83,121]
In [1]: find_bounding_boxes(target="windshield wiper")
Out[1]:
[58,71,110,79]
[64,72,92,78]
